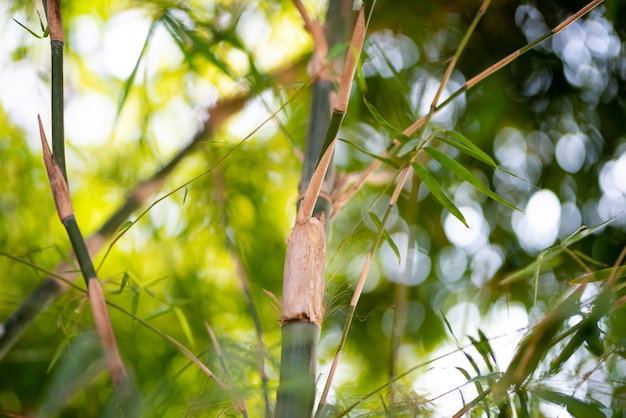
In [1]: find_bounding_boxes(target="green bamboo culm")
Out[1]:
[63,216,98,285]
[44,0,67,181]
[274,323,320,418]
[51,39,66,180]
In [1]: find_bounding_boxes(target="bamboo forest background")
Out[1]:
[1,0,626,416]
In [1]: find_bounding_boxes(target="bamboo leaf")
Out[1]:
[561,214,622,246]
[425,146,519,211]
[434,129,496,167]
[118,221,133,231]
[435,129,528,181]
[174,307,196,347]
[533,388,604,418]
[569,265,626,284]
[338,137,399,169]
[397,139,420,157]
[11,17,47,39]
[412,162,468,227]
[368,212,401,263]
[363,97,411,143]
[47,338,69,373]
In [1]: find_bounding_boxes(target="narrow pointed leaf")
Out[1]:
[338,137,399,169]
[435,129,496,167]
[368,212,401,263]
[425,146,519,210]
[569,265,626,284]
[561,214,622,246]
[397,138,420,157]
[532,389,604,418]
[412,162,468,227]
[363,97,411,143]
[12,17,45,39]
[174,307,195,347]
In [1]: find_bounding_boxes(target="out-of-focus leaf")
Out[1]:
[368,212,400,263]
[47,338,69,373]
[12,17,48,39]
[116,21,155,121]
[532,388,605,418]
[412,162,468,227]
[174,307,195,347]
[363,97,411,143]
[425,146,519,211]
[470,329,496,373]
[338,137,399,168]
[118,221,134,231]
[569,265,626,284]
[561,215,622,246]
[397,139,420,157]
[503,216,623,285]
[584,323,604,357]
[492,289,581,402]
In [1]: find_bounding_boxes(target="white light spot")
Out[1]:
[513,190,561,252]
[443,206,488,252]
[103,10,152,79]
[555,133,586,173]
[66,93,116,146]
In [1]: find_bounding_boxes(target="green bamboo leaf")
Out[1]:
[131,290,140,325]
[144,305,173,321]
[532,388,604,418]
[116,21,155,121]
[11,17,47,39]
[174,307,196,347]
[583,323,604,357]
[470,329,496,373]
[455,366,471,381]
[363,97,411,143]
[412,162,468,227]
[397,138,420,157]
[47,338,69,373]
[338,138,399,169]
[425,147,519,211]
[368,212,401,263]
[118,221,134,231]
[435,129,529,182]
[569,265,626,284]
[500,247,562,285]
[113,271,129,295]
[561,214,622,246]
[434,129,496,167]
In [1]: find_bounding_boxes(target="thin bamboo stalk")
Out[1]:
[320,0,604,410]
[335,0,603,212]
[38,116,128,387]
[45,0,67,181]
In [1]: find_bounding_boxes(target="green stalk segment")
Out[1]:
[315,109,345,170]
[275,322,320,418]
[51,40,66,180]
[62,216,97,285]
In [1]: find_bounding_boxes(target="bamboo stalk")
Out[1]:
[45,0,66,181]
[0,64,300,360]
[38,116,128,387]
[275,1,360,416]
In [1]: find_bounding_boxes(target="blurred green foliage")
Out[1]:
[1,0,625,416]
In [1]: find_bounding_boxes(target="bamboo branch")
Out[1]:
[0,63,303,360]
[38,116,127,386]
[334,0,603,213]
